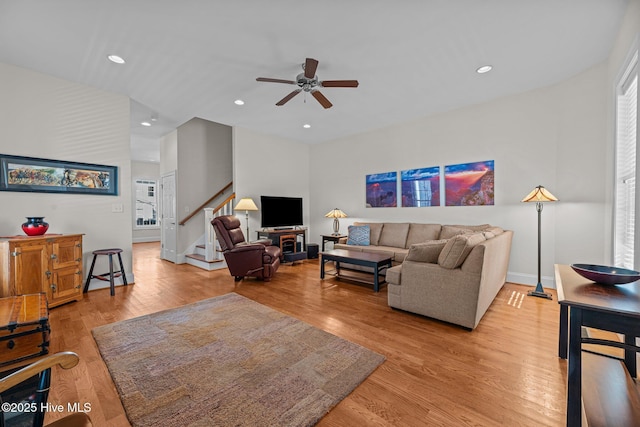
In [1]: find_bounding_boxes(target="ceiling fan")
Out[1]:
[256,58,359,109]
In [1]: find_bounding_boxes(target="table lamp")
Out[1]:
[521,185,558,299]
[234,197,258,239]
[325,208,347,236]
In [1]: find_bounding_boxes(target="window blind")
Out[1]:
[614,54,638,269]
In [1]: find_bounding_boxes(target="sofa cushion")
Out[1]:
[334,243,362,252]
[405,223,442,248]
[406,240,448,263]
[439,226,474,240]
[438,233,486,269]
[485,226,504,236]
[450,224,491,231]
[347,225,370,246]
[378,223,410,248]
[355,222,383,246]
[361,245,408,263]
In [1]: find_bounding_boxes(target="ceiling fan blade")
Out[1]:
[311,90,333,109]
[276,89,302,106]
[256,77,296,85]
[321,80,359,88]
[304,58,319,79]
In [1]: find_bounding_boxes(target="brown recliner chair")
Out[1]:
[212,215,281,281]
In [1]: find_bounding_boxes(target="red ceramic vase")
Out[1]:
[22,217,49,236]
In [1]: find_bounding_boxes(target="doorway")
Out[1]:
[160,171,177,263]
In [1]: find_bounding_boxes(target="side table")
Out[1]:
[321,234,347,251]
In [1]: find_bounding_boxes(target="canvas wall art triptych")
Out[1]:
[366,160,494,208]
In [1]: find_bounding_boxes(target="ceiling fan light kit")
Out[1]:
[256,58,359,109]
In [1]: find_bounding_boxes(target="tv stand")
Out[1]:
[257,228,306,253]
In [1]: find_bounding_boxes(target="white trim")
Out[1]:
[132,236,161,243]
[507,271,556,289]
[612,37,639,268]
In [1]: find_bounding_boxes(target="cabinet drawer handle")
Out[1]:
[50,254,57,260]
[7,340,15,349]
[51,284,57,292]
[46,271,51,278]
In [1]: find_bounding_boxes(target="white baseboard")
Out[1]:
[507,271,556,289]
[132,237,161,243]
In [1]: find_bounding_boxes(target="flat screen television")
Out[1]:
[260,196,303,229]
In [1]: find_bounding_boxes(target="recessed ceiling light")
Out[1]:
[141,121,151,127]
[234,99,245,106]
[476,65,493,74]
[303,124,311,129]
[107,55,125,64]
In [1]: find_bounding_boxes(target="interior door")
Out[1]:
[160,171,177,263]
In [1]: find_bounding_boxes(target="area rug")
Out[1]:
[92,293,385,427]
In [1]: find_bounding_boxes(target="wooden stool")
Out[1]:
[83,249,128,296]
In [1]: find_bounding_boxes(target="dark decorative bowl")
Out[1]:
[570,264,640,285]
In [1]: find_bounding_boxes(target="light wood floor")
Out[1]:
[44,242,566,426]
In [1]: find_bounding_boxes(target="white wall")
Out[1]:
[160,130,178,176]
[176,118,233,256]
[0,62,133,290]
[132,160,160,243]
[233,127,311,242]
[308,62,608,288]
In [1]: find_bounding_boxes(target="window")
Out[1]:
[134,179,158,228]
[614,51,638,269]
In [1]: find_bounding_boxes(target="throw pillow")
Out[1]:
[438,233,486,269]
[347,225,370,246]
[354,222,383,246]
[439,226,474,240]
[406,240,448,263]
[405,224,442,248]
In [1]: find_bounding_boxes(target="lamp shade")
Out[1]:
[324,208,347,218]
[234,198,258,211]
[521,186,558,203]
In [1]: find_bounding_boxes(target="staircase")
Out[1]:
[185,244,225,271]
[184,190,235,271]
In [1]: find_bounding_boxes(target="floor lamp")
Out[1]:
[324,208,347,236]
[521,185,558,299]
[234,197,258,239]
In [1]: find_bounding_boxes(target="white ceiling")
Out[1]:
[0,0,630,159]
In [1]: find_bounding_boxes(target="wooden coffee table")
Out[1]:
[320,249,393,292]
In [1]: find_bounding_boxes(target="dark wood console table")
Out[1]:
[257,228,306,252]
[555,264,640,426]
[321,234,347,251]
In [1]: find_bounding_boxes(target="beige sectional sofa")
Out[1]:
[335,222,513,330]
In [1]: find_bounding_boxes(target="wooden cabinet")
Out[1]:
[0,234,83,308]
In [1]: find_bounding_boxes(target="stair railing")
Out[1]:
[179,181,233,226]
[204,192,236,261]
